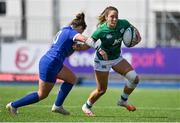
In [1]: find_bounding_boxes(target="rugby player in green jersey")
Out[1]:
[81,6,141,116]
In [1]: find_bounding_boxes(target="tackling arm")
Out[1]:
[73,43,90,51]
[85,37,100,49]
[74,34,100,49]
[74,34,108,60]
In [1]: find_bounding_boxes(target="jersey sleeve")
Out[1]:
[91,28,101,41]
[118,19,131,29]
[69,29,79,41]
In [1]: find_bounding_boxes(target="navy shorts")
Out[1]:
[39,55,63,83]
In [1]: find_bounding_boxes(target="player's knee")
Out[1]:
[74,77,78,84]
[125,70,139,88]
[38,92,49,100]
[97,89,106,96]
[69,76,78,85]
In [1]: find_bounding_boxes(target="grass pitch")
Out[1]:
[0,84,180,122]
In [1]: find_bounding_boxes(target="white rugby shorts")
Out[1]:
[94,55,124,72]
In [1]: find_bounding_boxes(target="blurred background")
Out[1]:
[0,0,180,83]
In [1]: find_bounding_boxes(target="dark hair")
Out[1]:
[97,6,118,27]
[70,12,87,30]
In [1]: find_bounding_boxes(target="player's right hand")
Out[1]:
[98,48,108,60]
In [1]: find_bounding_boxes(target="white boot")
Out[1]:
[6,102,19,115]
[51,104,70,115]
[82,103,95,116]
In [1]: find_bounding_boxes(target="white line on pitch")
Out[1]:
[29,105,180,110]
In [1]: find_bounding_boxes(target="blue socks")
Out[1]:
[11,82,73,108]
[12,92,39,108]
[55,82,73,106]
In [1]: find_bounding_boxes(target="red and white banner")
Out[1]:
[1,42,49,74]
[0,73,39,81]
[0,73,64,83]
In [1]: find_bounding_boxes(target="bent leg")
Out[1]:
[112,59,139,111]
[38,79,55,100]
[82,70,109,116]
[88,71,109,104]
[55,65,77,106]
[6,79,54,114]
[12,79,54,108]
[52,65,77,115]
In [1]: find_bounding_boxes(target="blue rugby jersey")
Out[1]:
[45,26,79,61]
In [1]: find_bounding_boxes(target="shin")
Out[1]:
[121,70,139,100]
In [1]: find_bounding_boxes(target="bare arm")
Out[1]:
[74,34,108,60]
[73,43,90,51]
[74,34,100,49]
[74,34,87,42]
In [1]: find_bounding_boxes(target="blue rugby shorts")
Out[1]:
[39,55,63,83]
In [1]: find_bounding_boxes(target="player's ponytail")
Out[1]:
[76,13,85,20]
[70,12,87,30]
[97,6,118,27]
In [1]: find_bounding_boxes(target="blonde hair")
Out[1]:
[97,6,118,27]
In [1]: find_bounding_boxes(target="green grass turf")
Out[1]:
[0,84,180,122]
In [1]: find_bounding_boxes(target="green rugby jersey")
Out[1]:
[92,19,131,60]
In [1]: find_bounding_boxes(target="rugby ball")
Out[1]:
[123,27,136,47]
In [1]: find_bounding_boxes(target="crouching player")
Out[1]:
[6,12,97,115]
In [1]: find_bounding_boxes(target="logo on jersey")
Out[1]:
[112,38,122,45]
[120,28,125,33]
[106,34,112,39]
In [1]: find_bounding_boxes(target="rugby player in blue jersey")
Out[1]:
[6,12,99,115]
